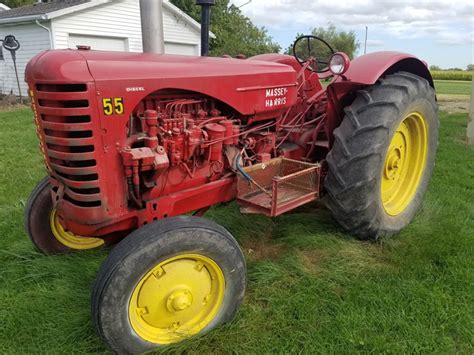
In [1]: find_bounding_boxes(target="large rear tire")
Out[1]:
[325,71,438,239]
[24,177,104,254]
[91,216,246,354]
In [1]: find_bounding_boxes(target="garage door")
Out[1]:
[68,34,127,51]
[165,42,198,56]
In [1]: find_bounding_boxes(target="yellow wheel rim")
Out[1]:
[128,254,225,344]
[381,112,428,216]
[49,209,104,249]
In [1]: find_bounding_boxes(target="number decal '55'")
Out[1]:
[102,97,124,116]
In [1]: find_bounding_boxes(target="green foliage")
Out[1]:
[429,65,441,71]
[0,107,473,353]
[466,64,474,71]
[430,70,473,81]
[169,0,200,21]
[2,0,32,7]
[286,24,360,59]
[170,0,280,57]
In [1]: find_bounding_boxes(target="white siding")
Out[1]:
[165,42,198,55]
[0,23,51,96]
[162,1,201,54]
[52,0,201,54]
[52,1,142,51]
[68,33,128,51]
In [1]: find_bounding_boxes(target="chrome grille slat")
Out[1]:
[64,187,101,202]
[34,82,102,207]
[54,175,100,190]
[41,121,91,131]
[36,91,89,101]
[39,106,91,116]
[46,149,95,161]
[44,136,95,146]
[50,163,97,176]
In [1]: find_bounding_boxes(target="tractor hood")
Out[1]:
[26,49,298,115]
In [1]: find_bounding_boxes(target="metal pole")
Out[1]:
[364,26,368,54]
[139,0,164,54]
[196,0,215,56]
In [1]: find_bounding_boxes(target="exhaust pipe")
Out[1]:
[196,0,215,56]
[140,0,165,54]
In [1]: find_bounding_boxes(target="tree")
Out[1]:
[285,24,360,59]
[429,65,441,71]
[170,0,280,57]
[2,0,32,7]
[466,64,474,71]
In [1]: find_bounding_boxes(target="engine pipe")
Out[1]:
[196,0,215,56]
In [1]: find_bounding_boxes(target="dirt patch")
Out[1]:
[437,94,470,114]
[0,104,29,113]
[297,249,327,274]
[241,236,286,261]
[0,94,30,110]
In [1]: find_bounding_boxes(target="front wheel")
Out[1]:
[91,216,246,353]
[24,177,105,254]
[325,71,438,239]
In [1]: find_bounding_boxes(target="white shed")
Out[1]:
[0,0,212,96]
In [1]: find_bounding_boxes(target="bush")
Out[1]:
[430,70,473,81]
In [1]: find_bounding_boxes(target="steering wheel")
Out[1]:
[2,35,20,52]
[292,35,334,73]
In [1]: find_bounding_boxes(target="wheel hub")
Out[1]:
[128,254,225,344]
[381,112,428,216]
[167,289,193,312]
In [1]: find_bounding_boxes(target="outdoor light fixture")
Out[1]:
[1,35,22,98]
[329,52,350,75]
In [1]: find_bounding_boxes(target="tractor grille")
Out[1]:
[34,83,102,207]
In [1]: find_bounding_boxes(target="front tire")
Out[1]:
[24,177,104,254]
[91,216,246,354]
[325,72,438,239]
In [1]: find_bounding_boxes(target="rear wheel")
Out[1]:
[92,216,246,353]
[24,177,104,254]
[325,72,438,239]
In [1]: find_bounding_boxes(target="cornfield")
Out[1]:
[430,70,472,81]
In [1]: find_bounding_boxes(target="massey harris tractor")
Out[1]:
[24,33,438,353]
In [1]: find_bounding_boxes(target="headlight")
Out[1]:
[329,52,350,75]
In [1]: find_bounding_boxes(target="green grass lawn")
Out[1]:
[434,80,472,96]
[0,108,473,353]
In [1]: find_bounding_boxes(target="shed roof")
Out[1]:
[0,1,88,19]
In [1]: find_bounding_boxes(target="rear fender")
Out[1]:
[325,52,434,147]
[340,51,434,88]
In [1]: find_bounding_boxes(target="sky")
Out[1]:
[230,0,474,69]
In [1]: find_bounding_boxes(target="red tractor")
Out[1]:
[24,32,437,352]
